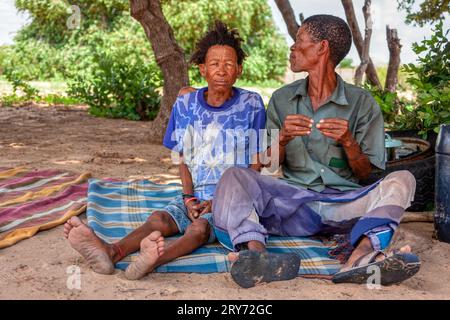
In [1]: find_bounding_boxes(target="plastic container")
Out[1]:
[434,124,450,243]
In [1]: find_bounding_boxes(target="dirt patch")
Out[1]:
[1,104,449,300]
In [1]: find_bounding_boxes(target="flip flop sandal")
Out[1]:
[230,250,301,288]
[332,250,421,286]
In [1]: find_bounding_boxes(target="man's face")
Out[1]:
[200,45,242,90]
[289,25,322,72]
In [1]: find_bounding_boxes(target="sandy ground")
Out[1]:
[1,104,450,300]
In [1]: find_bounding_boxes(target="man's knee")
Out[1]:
[222,167,247,181]
[185,218,210,243]
[385,170,416,189]
[382,170,416,208]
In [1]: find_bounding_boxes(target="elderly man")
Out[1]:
[212,14,420,288]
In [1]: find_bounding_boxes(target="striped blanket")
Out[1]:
[0,167,90,249]
[87,179,343,278]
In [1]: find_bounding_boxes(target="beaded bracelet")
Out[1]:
[184,197,198,205]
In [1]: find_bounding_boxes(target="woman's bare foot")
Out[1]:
[64,216,115,275]
[124,231,165,280]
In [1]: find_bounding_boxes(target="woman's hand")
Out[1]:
[185,199,201,221]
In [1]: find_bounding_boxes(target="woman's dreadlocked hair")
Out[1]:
[190,20,247,65]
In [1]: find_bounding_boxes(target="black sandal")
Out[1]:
[230,250,301,288]
[332,250,421,286]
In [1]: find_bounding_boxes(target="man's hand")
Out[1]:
[279,114,314,145]
[178,86,197,96]
[316,118,354,147]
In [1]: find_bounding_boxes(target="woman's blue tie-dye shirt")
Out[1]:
[163,87,266,200]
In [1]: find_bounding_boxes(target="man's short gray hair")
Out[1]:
[302,14,352,66]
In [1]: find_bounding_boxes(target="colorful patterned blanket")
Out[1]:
[0,167,90,249]
[87,178,344,278]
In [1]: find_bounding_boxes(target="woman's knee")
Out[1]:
[185,219,210,243]
[147,211,176,229]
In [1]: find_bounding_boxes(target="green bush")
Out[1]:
[65,17,162,120]
[6,0,287,120]
[403,21,450,136]
[368,22,449,137]
[0,45,12,75]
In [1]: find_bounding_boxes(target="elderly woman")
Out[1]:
[213,14,420,288]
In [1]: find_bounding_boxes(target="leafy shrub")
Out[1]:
[339,58,354,69]
[65,17,162,120]
[403,21,450,136]
[369,22,449,137]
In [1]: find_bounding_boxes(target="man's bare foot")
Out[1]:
[124,231,165,280]
[228,252,239,263]
[64,216,115,275]
[341,242,412,271]
[228,241,266,263]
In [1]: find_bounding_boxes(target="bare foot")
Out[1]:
[124,231,165,280]
[65,216,115,275]
[228,252,239,263]
[341,244,413,271]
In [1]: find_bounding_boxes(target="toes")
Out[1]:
[69,216,83,227]
[400,245,412,253]
[228,252,239,263]
[157,238,165,246]
[149,231,162,241]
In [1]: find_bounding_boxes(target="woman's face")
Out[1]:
[200,45,242,92]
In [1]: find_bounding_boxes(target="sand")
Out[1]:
[1,104,450,300]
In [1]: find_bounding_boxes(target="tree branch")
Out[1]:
[341,0,382,90]
[129,0,188,142]
[355,0,373,86]
[274,0,300,41]
[385,26,402,93]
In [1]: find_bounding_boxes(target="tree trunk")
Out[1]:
[274,0,300,41]
[341,0,382,90]
[129,0,189,143]
[354,0,373,86]
[385,26,402,93]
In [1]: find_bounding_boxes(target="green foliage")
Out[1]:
[5,72,40,100]
[65,16,162,120]
[7,0,287,120]
[365,85,419,132]
[369,22,450,137]
[0,93,80,107]
[403,21,450,136]
[338,58,354,69]
[0,45,12,75]
[397,0,450,26]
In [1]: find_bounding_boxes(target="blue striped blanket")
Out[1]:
[86,179,343,278]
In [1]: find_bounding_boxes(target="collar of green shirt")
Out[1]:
[289,73,349,106]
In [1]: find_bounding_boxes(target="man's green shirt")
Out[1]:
[266,74,385,192]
